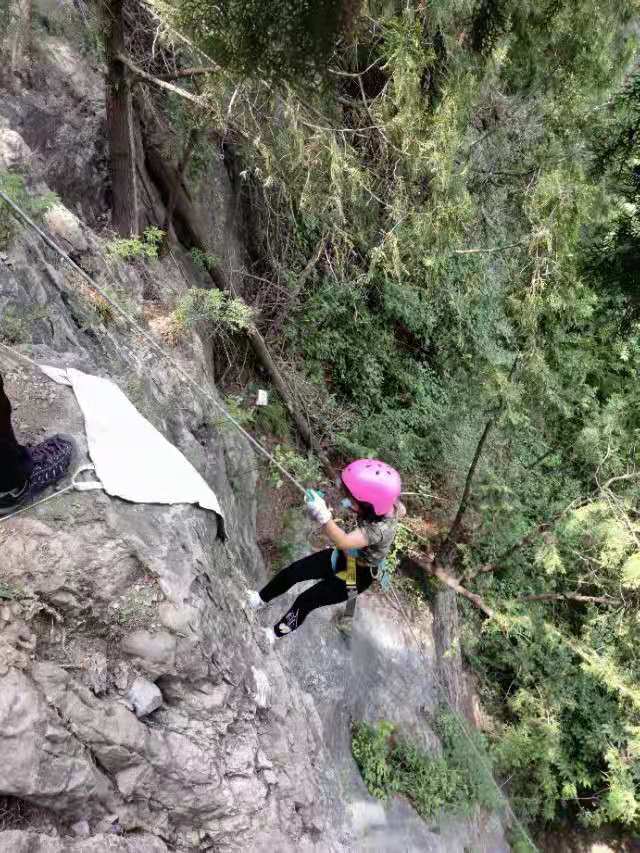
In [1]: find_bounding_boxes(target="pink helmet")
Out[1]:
[341,459,402,516]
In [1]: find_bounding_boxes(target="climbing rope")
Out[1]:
[0,190,537,848]
[0,189,308,504]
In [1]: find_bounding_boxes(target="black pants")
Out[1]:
[0,372,31,492]
[260,549,373,637]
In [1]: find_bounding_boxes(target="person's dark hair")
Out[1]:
[353,498,386,523]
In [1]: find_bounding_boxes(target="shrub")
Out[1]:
[0,172,58,248]
[105,226,165,261]
[169,287,253,337]
[269,445,322,489]
[352,710,501,822]
[190,247,219,272]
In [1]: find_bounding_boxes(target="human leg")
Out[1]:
[259,549,334,603]
[0,371,32,493]
[274,575,349,637]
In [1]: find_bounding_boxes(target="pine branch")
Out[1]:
[408,556,495,618]
[463,495,590,582]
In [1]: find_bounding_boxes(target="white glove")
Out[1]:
[305,490,332,525]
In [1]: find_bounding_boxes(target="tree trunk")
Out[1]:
[103,0,137,236]
[9,0,32,88]
[433,589,465,713]
[163,128,199,236]
[138,94,336,479]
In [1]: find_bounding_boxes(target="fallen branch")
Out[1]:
[118,53,205,106]
[409,556,495,618]
[156,65,219,80]
[521,593,621,606]
[453,240,527,255]
[246,324,337,480]
[602,471,640,490]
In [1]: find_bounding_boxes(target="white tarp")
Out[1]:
[41,366,223,517]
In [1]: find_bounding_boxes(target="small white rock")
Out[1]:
[127,676,163,717]
[0,129,32,172]
[71,819,90,838]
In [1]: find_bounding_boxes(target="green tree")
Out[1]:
[168,0,362,81]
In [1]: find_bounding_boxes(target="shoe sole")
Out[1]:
[0,488,32,517]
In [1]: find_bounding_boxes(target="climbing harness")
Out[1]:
[330,546,393,593]
[332,548,359,587]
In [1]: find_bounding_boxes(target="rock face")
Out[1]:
[0,6,509,852]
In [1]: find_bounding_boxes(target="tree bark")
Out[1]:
[103,0,137,235]
[9,0,32,88]
[163,128,199,236]
[433,588,466,713]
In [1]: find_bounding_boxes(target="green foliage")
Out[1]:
[0,582,22,601]
[255,399,291,439]
[585,70,640,315]
[190,247,219,273]
[0,310,29,344]
[170,287,253,337]
[351,720,397,799]
[168,0,361,81]
[269,445,322,489]
[0,306,47,344]
[0,172,58,248]
[222,395,255,428]
[105,226,165,261]
[352,710,500,821]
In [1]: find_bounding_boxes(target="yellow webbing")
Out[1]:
[336,553,358,587]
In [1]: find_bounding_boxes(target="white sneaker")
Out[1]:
[245,589,266,610]
[262,627,276,648]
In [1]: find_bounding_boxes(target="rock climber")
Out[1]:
[246,459,405,639]
[0,371,74,517]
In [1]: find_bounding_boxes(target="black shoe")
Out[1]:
[0,435,74,517]
[28,434,75,494]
